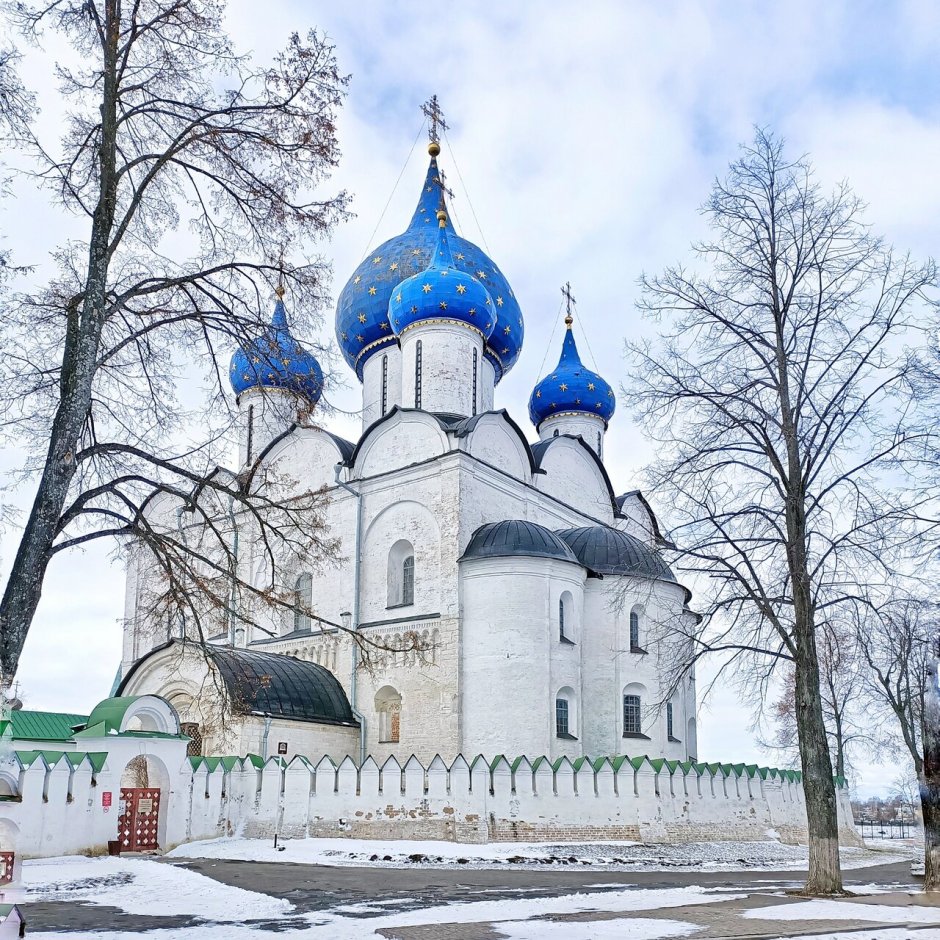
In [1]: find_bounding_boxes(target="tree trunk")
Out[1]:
[794,628,844,894]
[0,0,118,685]
[922,654,940,892]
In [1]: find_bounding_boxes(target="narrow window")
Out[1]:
[630,611,641,651]
[472,347,478,416]
[558,597,565,641]
[376,686,402,743]
[667,702,675,740]
[597,431,601,454]
[381,354,388,416]
[181,722,203,757]
[293,572,313,633]
[623,694,642,735]
[246,404,254,462]
[402,555,415,606]
[555,697,569,736]
[414,340,423,408]
[553,429,559,437]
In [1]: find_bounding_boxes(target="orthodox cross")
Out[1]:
[421,94,449,146]
[434,167,455,201]
[562,281,576,326]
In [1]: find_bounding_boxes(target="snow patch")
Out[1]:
[745,899,940,925]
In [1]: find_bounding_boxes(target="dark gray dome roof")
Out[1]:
[556,525,676,582]
[206,646,357,726]
[462,520,579,564]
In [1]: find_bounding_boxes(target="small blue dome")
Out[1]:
[528,324,615,429]
[229,297,323,404]
[389,213,495,342]
[335,156,523,381]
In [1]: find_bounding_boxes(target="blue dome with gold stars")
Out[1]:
[335,155,523,381]
[529,321,615,429]
[230,294,323,404]
[389,209,496,342]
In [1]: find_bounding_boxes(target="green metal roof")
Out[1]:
[85,697,141,733]
[9,710,87,742]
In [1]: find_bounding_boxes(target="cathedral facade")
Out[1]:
[119,138,700,768]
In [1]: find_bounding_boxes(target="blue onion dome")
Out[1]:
[229,291,323,404]
[335,152,524,381]
[389,208,496,342]
[528,313,615,429]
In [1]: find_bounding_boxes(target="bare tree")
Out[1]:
[0,0,356,683]
[628,128,937,895]
[768,623,869,781]
[860,595,940,890]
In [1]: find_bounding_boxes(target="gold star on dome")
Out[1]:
[410,305,418,313]
[356,334,364,342]
[595,402,602,409]
[456,284,467,294]
[550,402,556,409]
[485,321,491,329]
[476,271,487,279]
[503,325,511,334]
[242,372,250,380]
[412,248,422,256]
[281,358,291,366]
[560,383,569,391]
[380,321,389,331]
[439,301,448,310]
[485,297,491,305]
[588,382,595,391]
[440,270,449,276]
[422,284,432,293]
[341,332,348,341]
[551,374,558,380]
[358,313,367,323]
[468,308,476,316]
[536,390,541,398]
[353,275,361,284]
[502,347,508,354]
[426,186,433,192]
[372,256,382,264]
[396,293,403,303]
[496,296,504,306]
[608,389,614,397]
[389,262,399,271]
[252,356,261,364]
[368,286,377,296]
[455,252,465,261]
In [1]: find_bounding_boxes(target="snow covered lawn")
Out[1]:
[169,834,914,872]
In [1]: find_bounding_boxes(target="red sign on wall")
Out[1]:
[102,791,112,808]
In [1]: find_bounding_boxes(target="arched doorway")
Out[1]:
[118,753,170,852]
[0,817,20,886]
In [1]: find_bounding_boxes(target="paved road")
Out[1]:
[24,858,919,934]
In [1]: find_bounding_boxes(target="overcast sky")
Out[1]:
[2,0,939,797]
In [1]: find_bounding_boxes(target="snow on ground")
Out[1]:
[745,898,940,925]
[492,918,700,939]
[168,835,913,872]
[25,855,739,940]
[21,855,291,921]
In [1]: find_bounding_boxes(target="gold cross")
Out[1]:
[561,282,576,327]
[421,95,449,145]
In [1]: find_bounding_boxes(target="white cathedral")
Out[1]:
[118,132,700,769]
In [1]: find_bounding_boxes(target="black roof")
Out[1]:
[207,647,357,725]
[461,519,579,564]
[555,525,676,582]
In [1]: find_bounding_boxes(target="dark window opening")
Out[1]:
[623,693,642,735]
[415,340,423,408]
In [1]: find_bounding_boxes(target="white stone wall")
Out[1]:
[400,322,484,417]
[361,346,403,431]
[0,745,862,860]
[538,411,606,459]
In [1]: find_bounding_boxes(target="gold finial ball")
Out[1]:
[428,140,441,157]
[564,314,574,328]
[275,284,286,299]
[436,208,447,225]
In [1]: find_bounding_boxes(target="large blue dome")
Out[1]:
[529,323,615,429]
[229,296,323,404]
[390,210,496,342]
[335,156,523,381]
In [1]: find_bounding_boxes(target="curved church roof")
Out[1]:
[555,525,676,583]
[335,154,524,381]
[462,519,579,564]
[118,641,357,727]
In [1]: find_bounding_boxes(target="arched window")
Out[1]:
[375,685,402,744]
[246,404,255,462]
[553,429,559,437]
[293,572,313,633]
[629,608,645,652]
[622,682,647,738]
[623,694,642,735]
[686,717,698,761]
[559,591,575,643]
[387,540,416,608]
[667,702,680,741]
[472,347,478,416]
[556,686,577,739]
[414,339,423,408]
[381,354,389,416]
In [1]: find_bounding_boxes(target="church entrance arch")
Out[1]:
[0,818,20,886]
[118,753,170,852]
